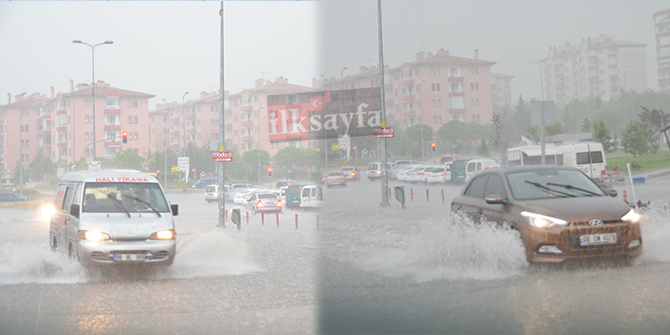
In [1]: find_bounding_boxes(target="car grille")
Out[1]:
[90,250,169,262]
[561,225,630,250]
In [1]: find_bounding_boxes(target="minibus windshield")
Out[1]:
[83,182,170,213]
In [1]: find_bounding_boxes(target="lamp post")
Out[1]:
[418,79,427,161]
[527,60,546,165]
[182,92,189,157]
[623,69,630,129]
[19,110,23,197]
[340,67,347,164]
[255,105,265,183]
[163,99,168,191]
[72,40,113,160]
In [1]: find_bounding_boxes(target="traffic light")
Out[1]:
[122,131,128,143]
[431,142,436,153]
[191,168,195,173]
[156,170,161,179]
[267,166,273,177]
[353,146,356,150]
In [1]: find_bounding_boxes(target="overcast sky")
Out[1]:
[1,0,668,109]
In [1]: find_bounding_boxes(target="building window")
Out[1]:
[471,99,475,106]
[128,116,133,124]
[128,100,133,108]
[134,132,138,140]
[437,99,441,107]
[432,100,436,107]
[438,115,442,123]
[476,98,480,106]
[85,115,89,124]
[477,114,481,122]
[86,148,90,157]
[433,116,437,123]
[133,100,138,107]
[134,116,138,124]
[470,83,474,90]
[475,83,479,90]
[105,97,120,109]
[431,84,435,91]
[85,132,89,140]
[85,99,89,107]
[415,68,420,76]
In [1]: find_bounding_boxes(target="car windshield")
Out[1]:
[83,182,169,213]
[287,185,304,194]
[506,169,606,200]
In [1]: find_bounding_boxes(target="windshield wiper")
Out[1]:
[107,193,131,217]
[524,180,574,198]
[125,196,162,217]
[546,182,601,196]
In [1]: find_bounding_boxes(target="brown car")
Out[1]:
[451,166,642,263]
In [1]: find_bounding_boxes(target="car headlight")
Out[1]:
[77,230,111,242]
[150,229,176,240]
[621,209,640,223]
[521,211,568,228]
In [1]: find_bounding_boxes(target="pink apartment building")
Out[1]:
[328,49,496,131]
[148,76,321,157]
[0,80,154,179]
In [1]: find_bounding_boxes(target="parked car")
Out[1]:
[311,172,326,185]
[245,192,283,213]
[275,180,296,189]
[367,162,382,181]
[464,158,500,182]
[299,184,323,209]
[0,192,29,202]
[451,166,642,264]
[426,166,448,184]
[325,171,347,187]
[340,166,361,181]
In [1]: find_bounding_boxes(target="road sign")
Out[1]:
[178,156,190,170]
[88,161,101,170]
[332,144,339,151]
[171,165,179,172]
[374,127,395,138]
[212,151,233,162]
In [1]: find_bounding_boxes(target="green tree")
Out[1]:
[621,120,659,158]
[475,137,489,157]
[111,149,145,170]
[580,118,592,132]
[592,120,616,153]
[11,160,27,186]
[242,149,271,182]
[28,153,57,182]
[405,124,434,159]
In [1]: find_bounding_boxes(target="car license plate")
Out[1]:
[113,253,146,261]
[579,233,617,246]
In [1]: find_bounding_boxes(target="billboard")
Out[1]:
[266,88,383,142]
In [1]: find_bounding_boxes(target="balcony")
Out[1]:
[104,124,121,131]
[449,91,464,97]
[448,76,464,82]
[104,108,120,114]
[450,108,465,114]
[105,141,121,147]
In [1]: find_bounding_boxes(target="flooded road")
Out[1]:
[318,176,670,334]
[1,174,669,334]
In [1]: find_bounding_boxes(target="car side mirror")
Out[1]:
[170,204,179,216]
[605,189,617,197]
[69,204,80,219]
[484,194,506,205]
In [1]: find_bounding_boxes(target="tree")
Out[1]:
[621,120,659,158]
[28,153,57,182]
[242,149,270,182]
[592,120,616,153]
[475,137,489,157]
[405,124,434,159]
[639,106,670,130]
[580,118,592,132]
[11,160,26,186]
[111,149,145,170]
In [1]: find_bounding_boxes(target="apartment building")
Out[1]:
[0,81,154,179]
[654,8,670,93]
[542,35,646,106]
[148,76,320,157]
[327,49,496,130]
[491,72,514,107]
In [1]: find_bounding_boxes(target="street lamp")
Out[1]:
[418,79,427,161]
[255,105,265,183]
[340,67,347,164]
[623,69,630,129]
[72,40,113,160]
[163,99,168,190]
[527,60,546,165]
[182,92,189,157]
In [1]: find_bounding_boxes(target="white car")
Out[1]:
[406,166,433,183]
[396,165,423,182]
[233,189,256,204]
[426,167,448,184]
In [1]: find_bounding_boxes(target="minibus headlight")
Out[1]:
[78,230,111,242]
[151,229,176,240]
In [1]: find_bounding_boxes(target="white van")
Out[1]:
[300,184,323,208]
[49,170,178,266]
[553,142,607,180]
[464,158,500,182]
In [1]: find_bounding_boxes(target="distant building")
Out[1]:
[326,49,496,130]
[0,81,154,179]
[491,72,514,107]
[148,76,320,157]
[542,35,647,106]
[653,8,670,94]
